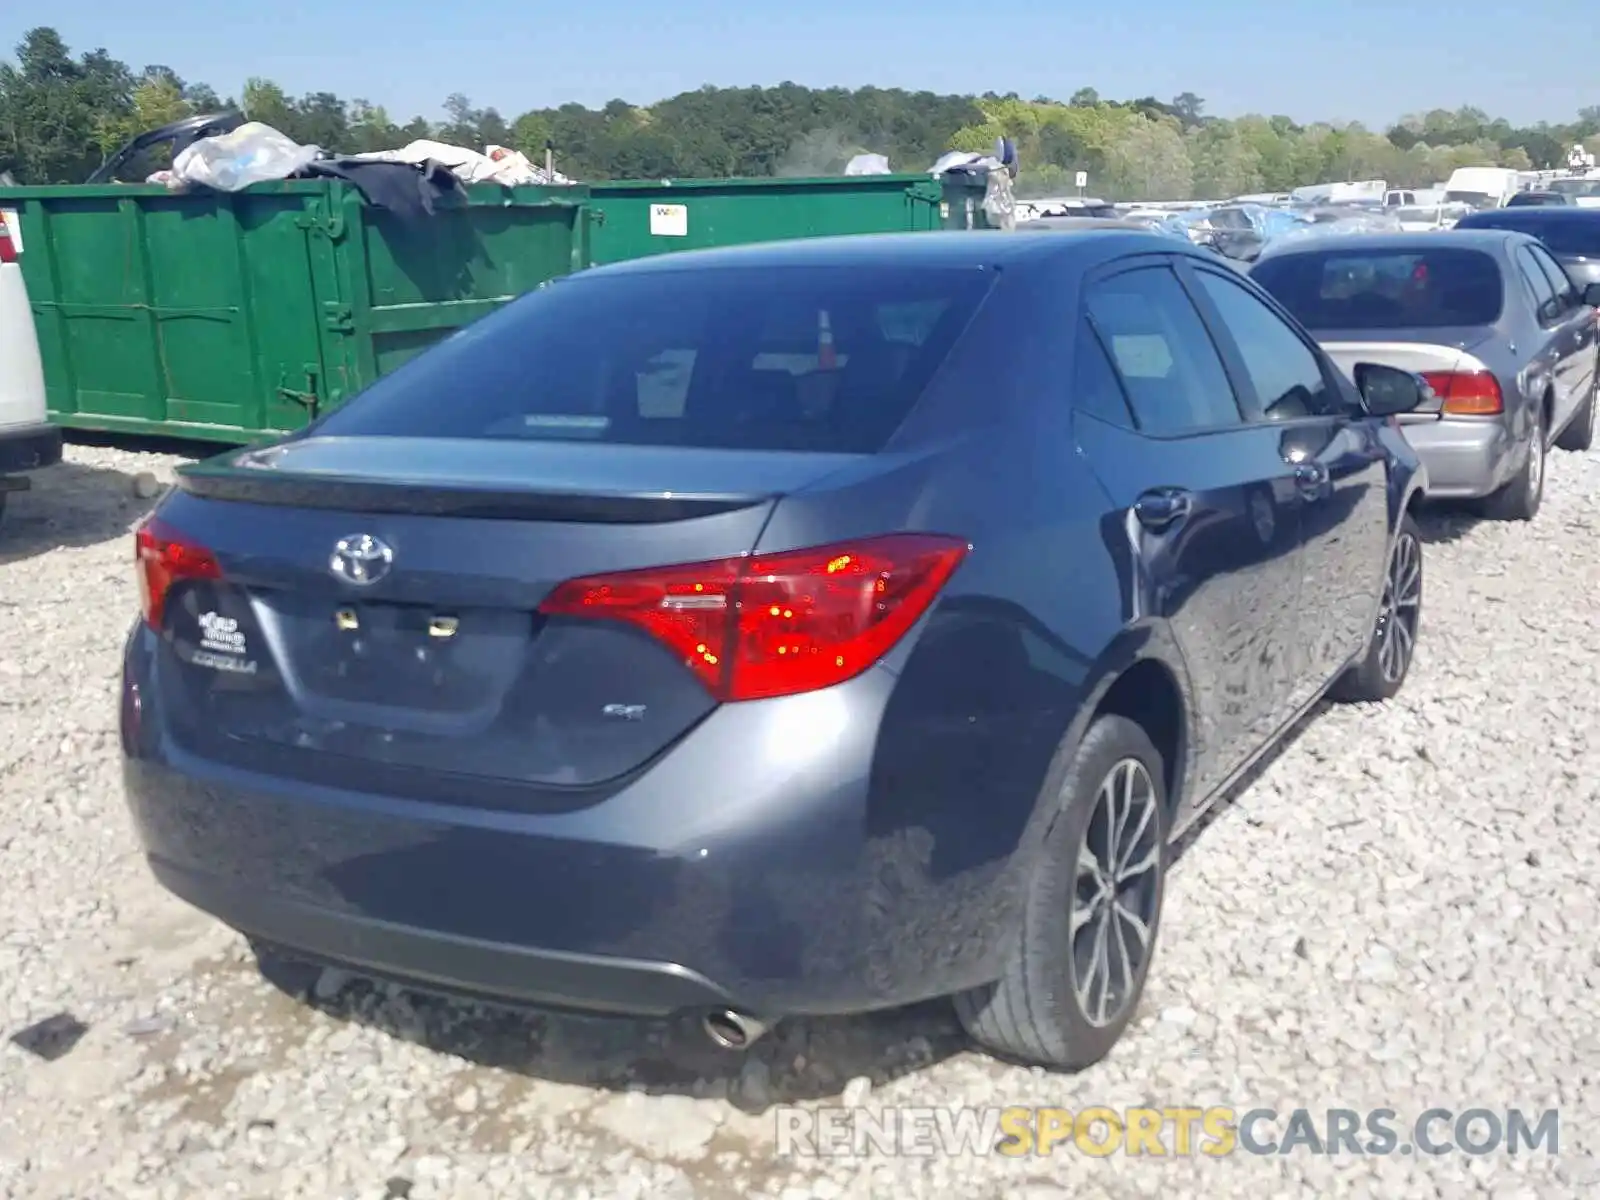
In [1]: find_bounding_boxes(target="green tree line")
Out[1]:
[3,26,1598,199]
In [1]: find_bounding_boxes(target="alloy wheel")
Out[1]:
[1071,758,1162,1027]
[1528,413,1545,501]
[1375,531,1422,684]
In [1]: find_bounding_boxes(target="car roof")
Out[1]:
[1256,230,1526,259]
[572,229,1196,278]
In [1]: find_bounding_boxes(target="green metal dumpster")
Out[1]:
[587,172,992,265]
[0,180,590,442]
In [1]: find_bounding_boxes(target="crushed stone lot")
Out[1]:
[2,437,1599,1200]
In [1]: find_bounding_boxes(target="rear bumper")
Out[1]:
[1400,416,1514,499]
[148,854,738,1014]
[121,623,1054,1020]
[0,420,61,476]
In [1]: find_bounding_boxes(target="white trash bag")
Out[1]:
[172,122,321,192]
[845,153,891,176]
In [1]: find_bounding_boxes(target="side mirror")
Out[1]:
[1583,282,1600,308]
[1353,362,1441,418]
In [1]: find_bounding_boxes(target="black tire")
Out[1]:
[1331,515,1423,703]
[954,713,1169,1070]
[1555,374,1596,453]
[1480,405,1545,521]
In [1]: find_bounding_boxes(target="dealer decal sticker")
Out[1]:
[193,611,258,675]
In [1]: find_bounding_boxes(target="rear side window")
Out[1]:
[1515,246,1558,312]
[310,265,994,453]
[1250,248,1504,329]
[1190,269,1339,420]
[1072,317,1134,427]
[1526,243,1579,306]
[1084,265,1241,433]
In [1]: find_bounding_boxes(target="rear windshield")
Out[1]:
[309,264,994,453]
[1250,248,1503,329]
[1457,214,1600,257]
[1533,225,1600,257]
[1548,179,1600,197]
[1208,209,1254,231]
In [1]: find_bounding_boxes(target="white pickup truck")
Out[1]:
[0,208,60,522]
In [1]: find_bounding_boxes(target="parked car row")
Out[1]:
[121,227,1445,1071]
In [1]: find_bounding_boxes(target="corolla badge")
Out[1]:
[329,533,394,585]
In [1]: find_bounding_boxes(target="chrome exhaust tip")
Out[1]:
[701,1009,769,1050]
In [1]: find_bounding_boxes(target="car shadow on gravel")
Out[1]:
[252,951,969,1110]
[1411,501,1483,545]
[0,432,214,566]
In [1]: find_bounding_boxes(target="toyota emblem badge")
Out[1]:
[329,533,394,585]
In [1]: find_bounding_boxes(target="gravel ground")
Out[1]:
[2,438,1599,1200]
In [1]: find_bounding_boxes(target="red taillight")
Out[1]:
[135,517,221,629]
[0,224,16,264]
[538,534,970,701]
[1420,370,1502,416]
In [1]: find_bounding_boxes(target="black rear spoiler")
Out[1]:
[175,468,772,524]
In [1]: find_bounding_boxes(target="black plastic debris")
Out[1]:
[9,1012,89,1061]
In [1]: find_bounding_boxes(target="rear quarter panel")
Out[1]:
[755,260,1195,953]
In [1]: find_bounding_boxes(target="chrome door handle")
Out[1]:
[1134,488,1193,531]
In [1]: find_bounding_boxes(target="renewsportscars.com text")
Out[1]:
[773,1105,1560,1158]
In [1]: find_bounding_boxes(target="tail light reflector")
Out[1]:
[538,534,970,701]
[135,517,221,629]
[1420,370,1502,415]
[0,222,16,264]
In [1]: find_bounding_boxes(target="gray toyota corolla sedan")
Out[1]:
[122,230,1434,1070]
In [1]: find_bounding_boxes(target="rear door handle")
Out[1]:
[1134,487,1193,531]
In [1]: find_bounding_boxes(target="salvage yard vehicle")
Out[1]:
[1250,232,1600,521]
[1543,177,1600,206]
[1505,190,1574,207]
[1453,205,1600,289]
[1443,166,1522,210]
[121,230,1435,1071]
[0,207,60,522]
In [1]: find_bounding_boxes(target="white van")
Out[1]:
[1443,166,1522,209]
[0,208,60,521]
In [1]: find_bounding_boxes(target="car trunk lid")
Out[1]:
[1314,328,1499,423]
[146,436,865,809]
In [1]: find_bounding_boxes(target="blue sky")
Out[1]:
[6,2,1593,131]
